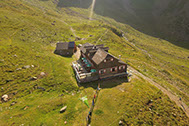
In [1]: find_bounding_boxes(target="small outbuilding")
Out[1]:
[54,41,76,56]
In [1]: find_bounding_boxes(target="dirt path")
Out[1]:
[122,33,152,58]
[56,18,78,37]
[74,47,81,60]
[128,66,189,118]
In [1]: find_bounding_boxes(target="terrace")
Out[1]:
[72,58,99,83]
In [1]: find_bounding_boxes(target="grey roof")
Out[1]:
[92,49,108,65]
[56,42,69,50]
[56,42,75,50]
[80,43,94,53]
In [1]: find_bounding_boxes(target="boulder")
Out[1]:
[1,94,9,102]
[10,101,17,106]
[6,79,13,83]
[64,121,67,124]
[40,72,46,76]
[29,77,37,81]
[16,68,22,71]
[23,65,30,69]
[0,59,4,62]
[60,106,67,113]
[119,120,123,126]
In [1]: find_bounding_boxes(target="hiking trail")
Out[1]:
[128,66,189,117]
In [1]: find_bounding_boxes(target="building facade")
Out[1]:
[72,43,127,83]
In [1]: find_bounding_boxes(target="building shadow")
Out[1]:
[78,76,128,89]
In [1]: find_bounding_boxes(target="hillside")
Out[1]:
[0,0,189,125]
[58,0,189,49]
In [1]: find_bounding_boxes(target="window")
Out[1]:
[99,69,105,74]
[119,65,125,70]
[111,67,117,72]
[111,58,114,61]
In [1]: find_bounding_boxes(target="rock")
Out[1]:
[89,35,93,37]
[40,72,46,76]
[21,29,24,31]
[51,23,55,25]
[0,59,4,62]
[22,65,30,69]
[75,37,82,41]
[64,121,67,124]
[60,106,67,113]
[16,68,22,71]
[6,70,14,72]
[29,77,37,81]
[81,38,87,40]
[59,94,64,97]
[31,65,34,68]
[6,79,13,83]
[24,106,29,110]
[12,92,17,95]
[37,87,46,91]
[1,94,9,102]
[10,101,17,106]
[13,54,17,57]
[119,120,123,126]
[71,93,75,96]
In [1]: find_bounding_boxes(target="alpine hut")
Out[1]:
[54,42,76,56]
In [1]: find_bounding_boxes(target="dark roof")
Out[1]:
[56,42,75,50]
[80,43,94,53]
[92,49,127,65]
[92,49,108,65]
[68,41,75,48]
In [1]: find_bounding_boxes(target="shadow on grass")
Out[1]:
[79,77,128,89]
[54,53,73,58]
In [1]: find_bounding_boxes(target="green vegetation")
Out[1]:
[59,0,189,49]
[0,0,189,125]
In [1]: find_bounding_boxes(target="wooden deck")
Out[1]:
[72,61,98,83]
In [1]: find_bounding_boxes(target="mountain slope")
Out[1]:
[58,0,189,49]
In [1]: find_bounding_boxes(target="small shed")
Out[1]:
[54,41,76,56]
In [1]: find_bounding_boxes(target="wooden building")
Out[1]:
[54,42,76,56]
[73,43,127,82]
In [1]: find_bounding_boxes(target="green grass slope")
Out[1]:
[0,0,189,125]
[58,0,189,49]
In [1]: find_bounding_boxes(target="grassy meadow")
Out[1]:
[0,0,189,125]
